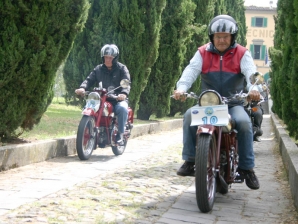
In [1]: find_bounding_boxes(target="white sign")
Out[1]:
[190,105,229,126]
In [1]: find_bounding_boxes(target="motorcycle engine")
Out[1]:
[98,126,108,147]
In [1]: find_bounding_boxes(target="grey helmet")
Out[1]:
[101,44,119,64]
[208,15,238,45]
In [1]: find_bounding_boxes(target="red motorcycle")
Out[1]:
[183,75,263,213]
[76,79,134,160]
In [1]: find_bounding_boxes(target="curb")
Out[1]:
[270,113,298,209]
[0,119,183,171]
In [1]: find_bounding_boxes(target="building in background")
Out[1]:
[245,1,277,82]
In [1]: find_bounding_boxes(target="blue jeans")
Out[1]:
[182,105,255,170]
[114,101,128,134]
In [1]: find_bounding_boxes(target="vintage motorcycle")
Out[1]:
[182,75,264,213]
[245,74,267,141]
[76,79,134,160]
[244,96,264,141]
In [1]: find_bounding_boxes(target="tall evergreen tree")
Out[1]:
[270,0,298,139]
[169,0,216,116]
[63,0,166,113]
[270,1,285,116]
[137,0,196,120]
[279,0,298,138]
[213,0,226,15]
[0,0,89,139]
[226,0,247,46]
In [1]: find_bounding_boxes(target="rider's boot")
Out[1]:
[237,168,260,190]
[253,127,263,142]
[177,161,195,176]
[116,132,124,143]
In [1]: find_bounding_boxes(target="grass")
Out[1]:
[19,97,83,141]
[16,97,182,142]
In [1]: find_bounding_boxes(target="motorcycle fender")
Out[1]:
[197,125,216,135]
[82,108,96,116]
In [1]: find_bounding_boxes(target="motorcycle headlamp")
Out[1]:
[86,92,101,112]
[88,92,100,101]
[198,90,222,106]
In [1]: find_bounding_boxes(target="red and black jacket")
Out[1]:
[199,42,247,101]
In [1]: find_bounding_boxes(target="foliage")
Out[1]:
[169,0,216,116]
[137,0,196,120]
[226,0,247,46]
[17,98,82,141]
[270,0,298,139]
[0,0,90,139]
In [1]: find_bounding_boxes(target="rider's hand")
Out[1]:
[248,90,260,102]
[173,90,186,101]
[117,94,127,101]
[75,88,85,96]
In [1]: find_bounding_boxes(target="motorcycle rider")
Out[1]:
[246,72,265,142]
[173,15,260,190]
[75,44,131,143]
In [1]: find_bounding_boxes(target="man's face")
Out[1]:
[104,56,114,68]
[213,33,232,52]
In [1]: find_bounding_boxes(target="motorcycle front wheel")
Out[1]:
[111,125,127,156]
[76,116,96,160]
[195,134,217,213]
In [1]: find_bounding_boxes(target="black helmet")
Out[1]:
[101,44,119,64]
[208,15,238,45]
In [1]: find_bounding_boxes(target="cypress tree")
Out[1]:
[63,0,166,113]
[137,0,196,120]
[213,0,226,15]
[169,0,216,117]
[270,1,285,116]
[226,0,247,46]
[279,0,298,138]
[0,0,89,139]
[270,0,298,139]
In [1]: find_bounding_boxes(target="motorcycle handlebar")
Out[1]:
[107,94,118,99]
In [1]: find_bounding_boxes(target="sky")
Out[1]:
[244,0,278,7]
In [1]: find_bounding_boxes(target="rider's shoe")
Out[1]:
[177,161,195,176]
[116,133,124,143]
[253,135,261,142]
[237,168,260,190]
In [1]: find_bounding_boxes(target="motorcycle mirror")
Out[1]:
[249,72,264,85]
[120,79,130,88]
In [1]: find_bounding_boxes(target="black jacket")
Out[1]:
[80,62,131,100]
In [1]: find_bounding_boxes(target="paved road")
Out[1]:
[0,115,297,223]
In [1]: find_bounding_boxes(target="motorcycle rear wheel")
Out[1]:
[111,125,127,156]
[76,116,96,160]
[195,134,217,213]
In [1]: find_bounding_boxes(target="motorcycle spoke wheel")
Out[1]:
[76,116,96,160]
[195,134,217,213]
[111,126,127,156]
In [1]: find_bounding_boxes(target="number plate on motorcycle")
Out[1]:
[190,105,229,126]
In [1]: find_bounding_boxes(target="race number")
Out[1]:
[190,105,229,126]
